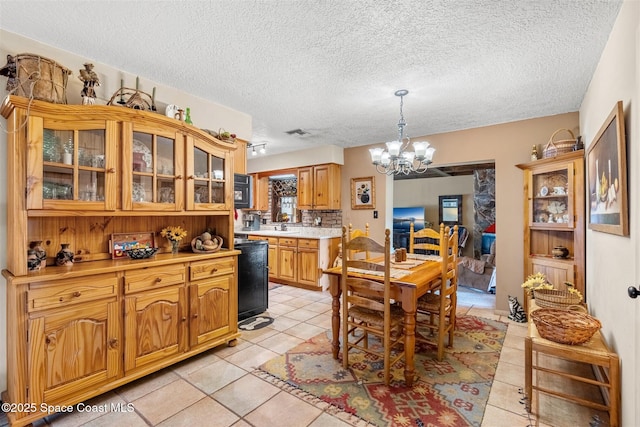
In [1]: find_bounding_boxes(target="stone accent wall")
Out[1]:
[473,168,496,258]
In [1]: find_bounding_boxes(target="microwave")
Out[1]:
[234,173,253,208]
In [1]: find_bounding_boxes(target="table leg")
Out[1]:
[524,336,532,412]
[329,276,341,360]
[403,308,416,386]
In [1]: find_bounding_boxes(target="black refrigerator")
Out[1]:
[234,238,269,321]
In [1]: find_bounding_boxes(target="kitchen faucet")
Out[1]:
[280,223,287,231]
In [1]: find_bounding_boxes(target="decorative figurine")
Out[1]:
[78,63,100,105]
[29,240,47,269]
[530,145,538,161]
[0,54,17,93]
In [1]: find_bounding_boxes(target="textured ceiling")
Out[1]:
[0,1,622,157]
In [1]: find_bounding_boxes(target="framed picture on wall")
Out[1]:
[586,100,628,236]
[351,176,375,209]
[438,195,462,225]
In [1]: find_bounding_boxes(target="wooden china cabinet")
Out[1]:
[1,96,241,427]
[517,150,586,301]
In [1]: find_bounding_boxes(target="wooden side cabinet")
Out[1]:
[517,150,585,298]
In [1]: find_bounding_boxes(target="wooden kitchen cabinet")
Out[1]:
[297,163,341,210]
[517,150,585,299]
[277,237,298,282]
[1,96,242,427]
[248,234,339,290]
[253,174,270,211]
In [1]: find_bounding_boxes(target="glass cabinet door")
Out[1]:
[529,164,574,228]
[186,137,229,210]
[31,119,115,211]
[128,129,183,211]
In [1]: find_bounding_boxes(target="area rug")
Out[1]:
[256,315,507,427]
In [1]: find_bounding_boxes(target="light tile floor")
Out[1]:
[0,285,608,427]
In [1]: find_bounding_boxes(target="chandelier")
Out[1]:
[369,89,435,175]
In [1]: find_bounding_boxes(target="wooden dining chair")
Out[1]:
[409,223,445,254]
[347,223,370,259]
[415,225,459,361]
[341,227,405,385]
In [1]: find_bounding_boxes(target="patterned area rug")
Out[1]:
[257,316,507,427]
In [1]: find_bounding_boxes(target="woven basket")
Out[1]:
[2,54,72,104]
[530,308,601,345]
[191,235,223,253]
[533,289,582,309]
[542,129,576,158]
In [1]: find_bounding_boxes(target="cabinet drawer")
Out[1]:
[278,237,297,247]
[297,239,318,249]
[190,257,235,281]
[28,273,118,312]
[125,264,187,294]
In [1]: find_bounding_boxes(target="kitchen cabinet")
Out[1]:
[297,164,341,210]
[248,234,339,290]
[253,174,270,211]
[234,139,247,174]
[1,96,241,427]
[517,150,585,299]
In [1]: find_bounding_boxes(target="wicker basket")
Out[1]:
[530,308,601,345]
[542,129,576,158]
[191,235,223,253]
[533,289,582,309]
[1,53,72,104]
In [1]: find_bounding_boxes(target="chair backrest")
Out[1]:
[441,225,459,293]
[341,226,392,320]
[409,223,445,254]
[347,223,370,259]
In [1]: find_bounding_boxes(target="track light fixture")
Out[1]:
[248,142,267,156]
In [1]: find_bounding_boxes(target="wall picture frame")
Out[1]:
[439,194,462,225]
[351,176,375,210]
[586,100,628,236]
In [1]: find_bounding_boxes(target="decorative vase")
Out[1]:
[27,249,41,271]
[56,243,74,266]
[552,246,570,259]
[29,240,47,269]
[170,240,179,254]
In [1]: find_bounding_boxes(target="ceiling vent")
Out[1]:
[285,128,309,136]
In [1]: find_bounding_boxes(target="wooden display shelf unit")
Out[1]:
[1,96,241,427]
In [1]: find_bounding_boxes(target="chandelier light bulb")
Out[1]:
[259,145,266,154]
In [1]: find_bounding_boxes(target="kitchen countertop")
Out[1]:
[234,227,341,239]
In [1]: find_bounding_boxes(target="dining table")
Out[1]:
[324,253,444,386]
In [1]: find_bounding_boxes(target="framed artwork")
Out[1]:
[351,176,375,210]
[110,231,155,259]
[587,100,628,235]
[439,195,462,225]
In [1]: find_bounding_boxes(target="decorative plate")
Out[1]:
[132,182,146,202]
[548,201,566,214]
[540,186,549,197]
[125,247,159,259]
[132,139,152,169]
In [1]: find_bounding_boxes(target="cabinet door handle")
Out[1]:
[155,277,162,283]
[108,338,118,349]
[192,313,198,319]
[175,175,183,180]
[628,286,640,299]
[182,316,187,321]
[107,168,116,173]
[72,291,81,298]
[210,268,218,274]
[187,175,195,180]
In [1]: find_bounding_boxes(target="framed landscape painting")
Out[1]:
[586,100,628,236]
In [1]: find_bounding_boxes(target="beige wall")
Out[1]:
[579,1,639,425]
[343,112,580,314]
